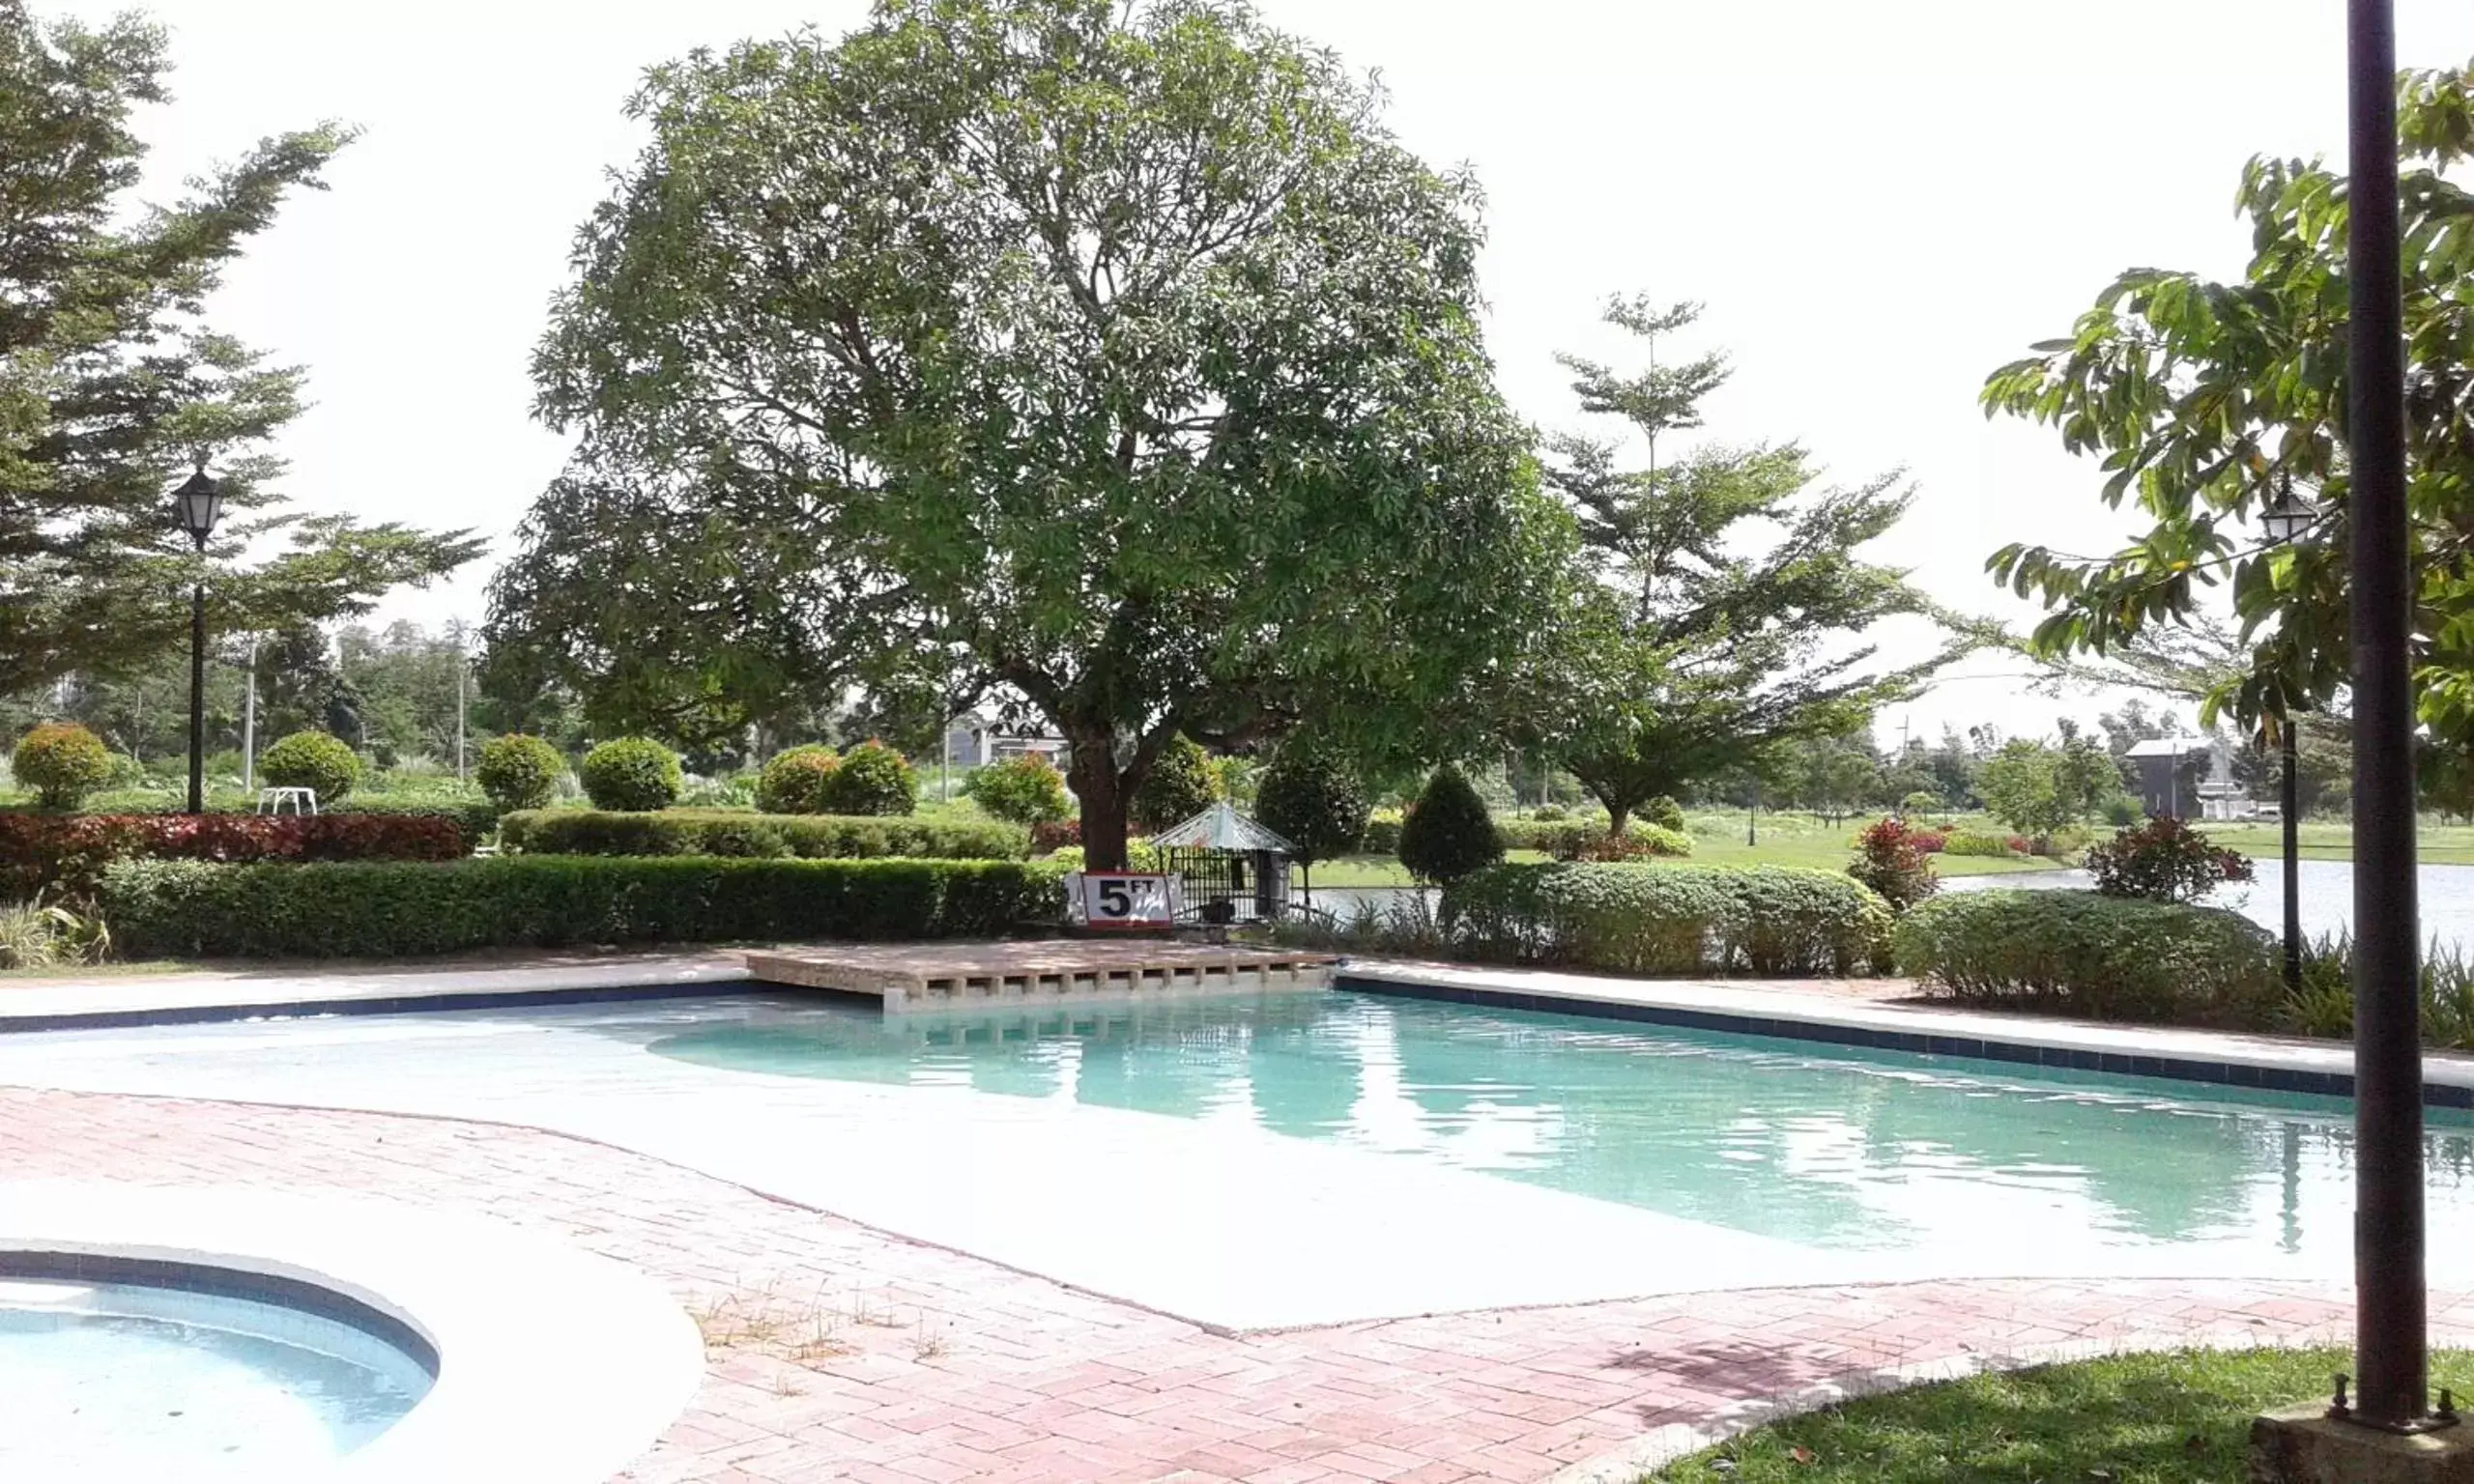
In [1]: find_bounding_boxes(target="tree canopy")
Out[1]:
[1982,58,2474,743]
[0,5,480,696]
[508,0,1569,866]
[1524,298,1955,831]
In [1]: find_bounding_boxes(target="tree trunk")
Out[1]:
[1069,730,1133,870]
[1605,801,1631,836]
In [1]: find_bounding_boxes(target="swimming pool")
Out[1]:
[0,1274,430,1480]
[4,988,2467,1328]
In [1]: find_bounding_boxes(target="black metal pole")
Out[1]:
[2346,0,2427,1428]
[186,565,207,816]
[2285,720,2303,995]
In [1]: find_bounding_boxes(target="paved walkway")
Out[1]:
[10,1085,2469,1484]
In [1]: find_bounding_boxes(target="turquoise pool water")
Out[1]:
[0,1279,431,1480]
[652,990,2474,1261]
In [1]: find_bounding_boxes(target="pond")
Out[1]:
[1944,859,2474,953]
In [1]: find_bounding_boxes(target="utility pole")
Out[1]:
[2345,0,2430,1429]
[453,625,468,783]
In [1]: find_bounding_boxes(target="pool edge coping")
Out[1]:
[1336,959,2474,1108]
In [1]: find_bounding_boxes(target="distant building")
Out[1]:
[2124,736,2258,820]
[943,709,1070,770]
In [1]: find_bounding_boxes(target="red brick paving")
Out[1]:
[6,1085,2468,1484]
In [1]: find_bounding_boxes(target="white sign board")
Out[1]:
[1068,872,1180,929]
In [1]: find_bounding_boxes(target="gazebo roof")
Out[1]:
[1149,801,1295,854]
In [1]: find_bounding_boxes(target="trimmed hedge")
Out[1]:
[580,737,682,811]
[1496,817,1692,860]
[330,798,501,852]
[497,808,1028,861]
[101,856,1062,959]
[1441,862,1891,977]
[0,812,468,899]
[1891,889,2282,1029]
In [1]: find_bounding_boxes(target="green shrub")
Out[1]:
[12,723,114,810]
[1399,765,1503,883]
[580,737,682,812]
[1892,889,2282,1028]
[99,855,1065,959]
[1442,862,1890,977]
[2101,794,2143,827]
[1640,794,1686,832]
[1132,733,1222,832]
[1531,803,1568,822]
[1252,740,1369,866]
[962,755,1073,825]
[755,745,841,814]
[818,740,916,816]
[1361,808,1405,854]
[257,730,362,802]
[2285,931,2474,1051]
[1496,817,1690,860]
[1941,829,2018,857]
[497,807,1026,860]
[475,734,562,813]
[1048,839,1163,872]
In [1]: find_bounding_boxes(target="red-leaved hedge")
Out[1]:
[0,813,467,899]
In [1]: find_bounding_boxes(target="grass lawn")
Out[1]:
[1649,1347,2474,1482]
[2204,817,2474,867]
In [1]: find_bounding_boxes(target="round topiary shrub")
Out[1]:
[1132,733,1222,832]
[258,729,362,803]
[1642,794,1687,832]
[755,745,841,814]
[580,736,683,812]
[963,754,1073,825]
[12,722,114,811]
[1254,740,1370,868]
[1398,764,1504,883]
[817,739,916,815]
[475,733,563,812]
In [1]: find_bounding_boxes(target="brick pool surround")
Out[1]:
[11,1085,2474,1484]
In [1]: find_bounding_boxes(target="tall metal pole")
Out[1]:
[186,564,208,815]
[242,638,257,793]
[2283,719,2303,995]
[2346,0,2428,1428]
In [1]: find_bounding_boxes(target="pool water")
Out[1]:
[652,990,2474,1262]
[0,1278,431,1480]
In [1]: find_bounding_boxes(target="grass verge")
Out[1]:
[1648,1347,2474,1482]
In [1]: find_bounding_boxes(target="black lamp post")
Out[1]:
[2345,0,2431,1431]
[173,464,224,816]
[2260,476,2320,996]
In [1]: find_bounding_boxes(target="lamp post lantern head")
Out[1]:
[2261,475,2321,548]
[173,466,223,549]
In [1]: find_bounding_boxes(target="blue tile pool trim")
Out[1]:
[0,1248,441,1376]
[1335,971,2474,1110]
[0,980,745,1035]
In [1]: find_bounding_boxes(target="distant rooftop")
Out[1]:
[2122,737,2204,757]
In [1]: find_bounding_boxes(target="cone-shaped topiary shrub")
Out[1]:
[1398,764,1503,883]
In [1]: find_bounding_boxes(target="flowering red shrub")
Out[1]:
[1909,828,1948,854]
[2006,835,2032,855]
[1029,818,1080,854]
[0,813,466,899]
[2084,814,2255,902]
[1847,816,1941,914]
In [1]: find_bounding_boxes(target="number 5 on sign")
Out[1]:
[1068,872,1180,928]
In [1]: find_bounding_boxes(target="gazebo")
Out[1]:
[1148,802,1294,927]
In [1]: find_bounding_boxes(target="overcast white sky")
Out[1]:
[51,0,2474,747]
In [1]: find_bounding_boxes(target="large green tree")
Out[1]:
[1982,58,2474,745]
[1527,298,1956,831]
[0,4,481,696]
[511,0,1568,867]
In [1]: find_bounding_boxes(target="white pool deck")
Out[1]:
[4,953,2474,1329]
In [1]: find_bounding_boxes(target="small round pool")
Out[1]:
[0,1260,434,1479]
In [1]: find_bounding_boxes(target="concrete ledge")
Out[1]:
[0,954,754,1033]
[2253,1405,2474,1481]
[747,941,1335,1010]
[1338,959,2474,1108]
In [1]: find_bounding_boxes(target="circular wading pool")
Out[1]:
[0,1254,436,1481]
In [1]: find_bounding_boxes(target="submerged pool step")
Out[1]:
[743,942,1335,1012]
